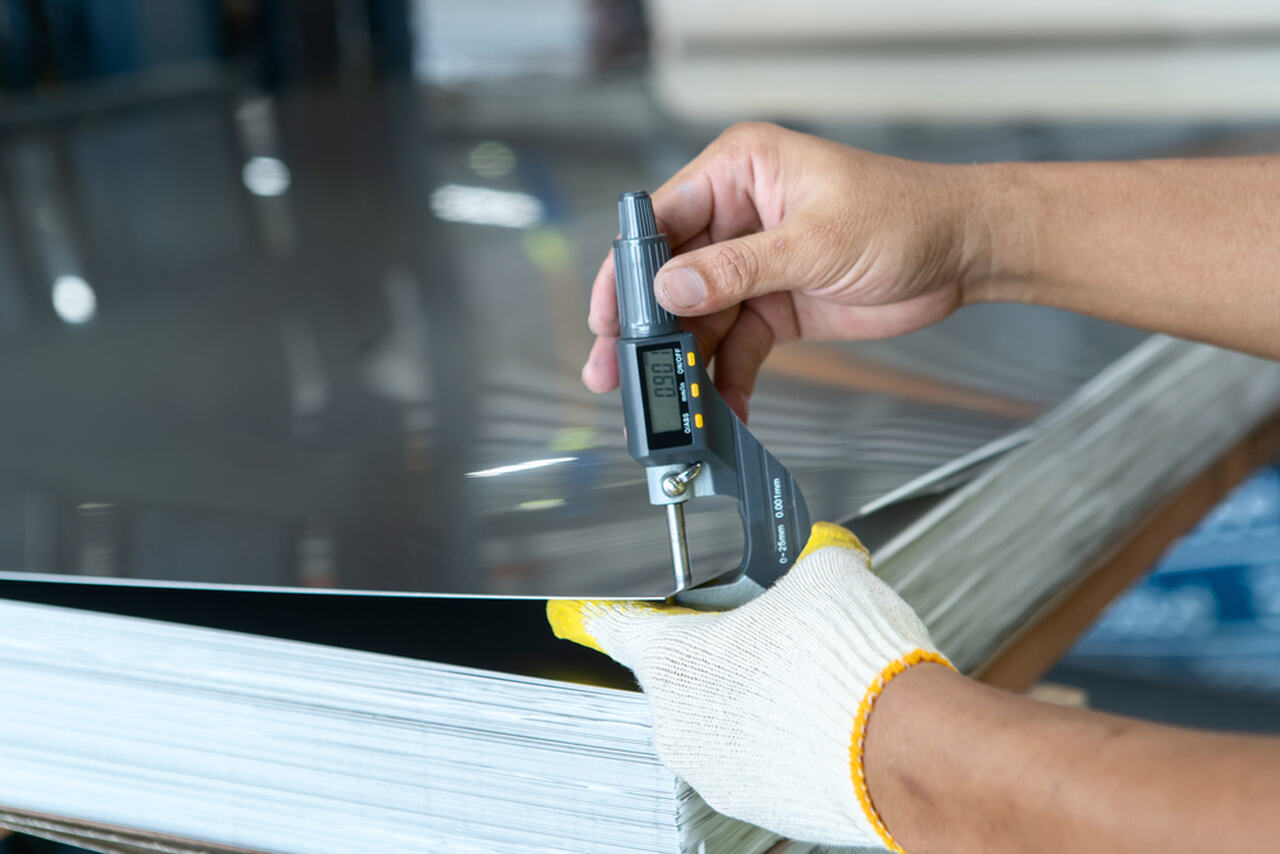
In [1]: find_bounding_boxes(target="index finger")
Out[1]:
[587,252,619,338]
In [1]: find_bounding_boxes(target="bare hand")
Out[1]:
[582,122,990,420]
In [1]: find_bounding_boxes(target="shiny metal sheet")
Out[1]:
[0,89,1145,596]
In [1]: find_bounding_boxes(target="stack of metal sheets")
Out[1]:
[0,597,829,854]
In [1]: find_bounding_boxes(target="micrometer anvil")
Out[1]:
[613,191,810,605]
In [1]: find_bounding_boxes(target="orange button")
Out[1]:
[694,413,704,429]
[690,382,700,398]
[687,351,696,366]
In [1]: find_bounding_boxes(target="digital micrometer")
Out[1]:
[613,191,810,607]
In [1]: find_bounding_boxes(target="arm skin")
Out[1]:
[582,122,1280,421]
[973,156,1280,362]
[865,664,1280,854]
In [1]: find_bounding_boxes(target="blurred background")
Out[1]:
[1,12,1280,848]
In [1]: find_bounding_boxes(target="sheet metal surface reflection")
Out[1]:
[0,88,1144,597]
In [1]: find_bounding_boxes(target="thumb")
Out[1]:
[546,599,703,671]
[654,226,804,316]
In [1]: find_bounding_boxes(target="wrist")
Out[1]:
[862,662,972,852]
[956,161,1043,307]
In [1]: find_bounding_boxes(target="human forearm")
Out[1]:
[865,663,1280,853]
[970,156,1280,359]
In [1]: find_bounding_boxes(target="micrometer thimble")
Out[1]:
[614,192,681,340]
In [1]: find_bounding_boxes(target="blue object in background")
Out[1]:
[1062,462,1280,700]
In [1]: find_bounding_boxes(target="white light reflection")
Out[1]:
[51,275,96,324]
[429,184,545,229]
[465,457,577,478]
[518,498,566,511]
[242,156,292,197]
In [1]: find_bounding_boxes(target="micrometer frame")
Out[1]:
[616,331,810,593]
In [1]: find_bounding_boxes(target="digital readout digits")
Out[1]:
[642,347,684,434]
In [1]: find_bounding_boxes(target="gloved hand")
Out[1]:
[547,522,952,850]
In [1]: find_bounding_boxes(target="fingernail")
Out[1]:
[657,268,706,308]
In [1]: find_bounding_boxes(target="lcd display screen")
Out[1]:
[642,348,682,434]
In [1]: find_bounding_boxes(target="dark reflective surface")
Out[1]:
[0,84,1145,596]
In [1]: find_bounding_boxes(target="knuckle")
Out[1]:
[714,122,780,162]
[720,121,777,145]
[797,211,843,250]
[709,244,759,297]
[791,217,850,287]
[769,230,788,255]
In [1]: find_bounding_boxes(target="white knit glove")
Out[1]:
[547,522,952,851]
